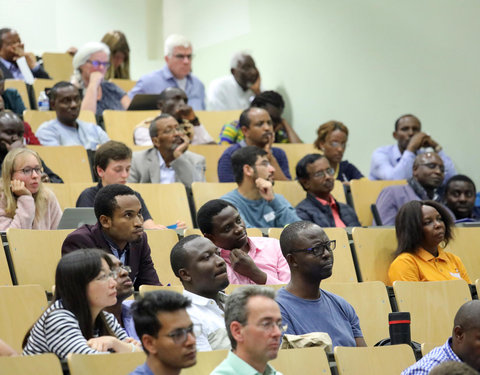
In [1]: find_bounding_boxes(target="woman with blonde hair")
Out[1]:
[0,148,62,230]
[101,31,130,80]
[72,42,131,116]
[314,120,363,184]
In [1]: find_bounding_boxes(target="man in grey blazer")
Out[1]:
[128,113,205,187]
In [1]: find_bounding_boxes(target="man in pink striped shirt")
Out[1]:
[197,199,290,285]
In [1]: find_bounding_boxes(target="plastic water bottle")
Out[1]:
[37,91,49,111]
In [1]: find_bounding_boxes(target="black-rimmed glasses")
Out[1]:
[288,240,336,257]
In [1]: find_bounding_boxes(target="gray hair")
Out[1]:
[230,51,251,69]
[164,34,191,56]
[224,285,276,350]
[72,42,110,86]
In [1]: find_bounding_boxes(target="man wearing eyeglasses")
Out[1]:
[128,34,205,110]
[211,286,284,375]
[369,114,456,182]
[296,154,360,227]
[276,221,367,348]
[376,152,453,225]
[130,291,197,375]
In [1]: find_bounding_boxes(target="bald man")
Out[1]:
[402,300,480,374]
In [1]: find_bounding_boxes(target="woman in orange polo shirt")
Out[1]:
[388,200,471,285]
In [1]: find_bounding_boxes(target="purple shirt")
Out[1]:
[219,237,290,285]
[375,184,420,225]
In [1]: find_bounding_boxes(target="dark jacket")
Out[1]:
[296,193,361,227]
[61,222,160,289]
[0,59,51,80]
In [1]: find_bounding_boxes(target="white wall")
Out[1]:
[3,0,479,185]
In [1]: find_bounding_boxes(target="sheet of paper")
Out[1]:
[16,56,34,84]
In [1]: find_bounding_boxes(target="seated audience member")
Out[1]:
[0,69,26,116]
[0,28,50,80]
[207,52,261,111]
[401,300,480,374]
[72,42,131,116]
[210,286,284,375]
[134,87,214,146]
[129,34,205,110]
[0,148,61,230]
[170,235,230,351]
[218,107,291,182]
[429,361,478,375]
[23,249,141,359]
[0,99,40,145]
[444,175,480,222]
[276,221,367,348]
[101,30,130,80]
[76,140,184,229]
[296,154,360,227]
[376,152,449,225]
[197,199,290,284]
[388,200,471,285]
[104,254,138,341]
[313,121,363,184]
[129,291,197,375]
[128,114,205,188]
[218,90,302,145]
[36,82,109,149]
[62,184,160,289]
[369,114,456,181]
[221,146,300,228]
[0,339,16,356]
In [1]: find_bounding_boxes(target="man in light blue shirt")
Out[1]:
[128,34,205,110]
[36,81,109,150]
[211,286,284,375]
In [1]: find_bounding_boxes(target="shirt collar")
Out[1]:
[416,247,449,262]
[219,237,259,258]
[163,65,191,81]
[183,290,223,306]
[315,194,336,207]
[0,57,14,70]
[156,149,167,168]
[226,351,278,375]
[102,230,131,253]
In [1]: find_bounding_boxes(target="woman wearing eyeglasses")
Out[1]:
[72,42,131,116]
[23,249,141,358]
[314,121,364,185]
[388,200,471,286]
[0,148,61,230]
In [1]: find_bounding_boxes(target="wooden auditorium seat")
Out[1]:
[109,79,137,93]
[0,245,12,286]
[4,79,30,109]
[32,78,57,101]
[195,110,242,143]
[41,52,73,81]
[274,143,317,179]
[0,353,63,375]
[271,347,330,375]
[188,144,229,183]
[445,226,480,281]
[67,352,146,375]
[145,229,180,286]
[191,182,236,212]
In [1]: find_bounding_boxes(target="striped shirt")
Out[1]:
[23,300,128,359]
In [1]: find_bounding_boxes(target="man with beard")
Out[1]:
[218,107,291,182]
[170,235,231,351]
[133,87,214,146]
[295,153,360,227]
[376,152,451,225]
[220,146,299,228]
[128,113,205,188]
[197,199,290,285]
[276,221,367,348]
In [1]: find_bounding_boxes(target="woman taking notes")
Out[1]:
[23,249,140,358]
[0,148,61,230]
[388,200,471,285]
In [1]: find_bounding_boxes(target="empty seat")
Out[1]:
[145,229,180,286]
[67,352,146,375]
[188,145,229,183]
[41,52,73,81]
[195,110,242,143]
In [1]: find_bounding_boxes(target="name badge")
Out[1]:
[450,272,461,279]
[263,211,276,223]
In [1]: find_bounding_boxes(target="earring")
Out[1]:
[439,240,446,249]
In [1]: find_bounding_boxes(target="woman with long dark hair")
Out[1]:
[388,200,471,285]
[23,249,140,358]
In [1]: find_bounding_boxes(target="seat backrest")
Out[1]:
[0,245,12,286]
[350,179,406,226]
[139,284,184,296]
[103,109,160,147]
[67,352,146,375]
[271,347,330,375]
[24,110,96,132]
[274,143,317,179]
[195,110,242,143]
[269,227,357,283]
[145,229,180,286]
[393,280,472,346]
[445,227,480,281]
[191,182,236,213]
[41,52,73,81]
[225,283,286,295]
[0,285,48,352]
[188,145,229,183]
[109,79,137,93]
[334,344,416,375]
[127,183,193,228]
[4,79,30,109]
[182,350,229,375]
[32,78,57,102]
[351,227,396,283]
[44,183,71,210]
[0,353,63,375]
[27,145,93,183]
[323,281,391,345]
[6,228,73,291]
